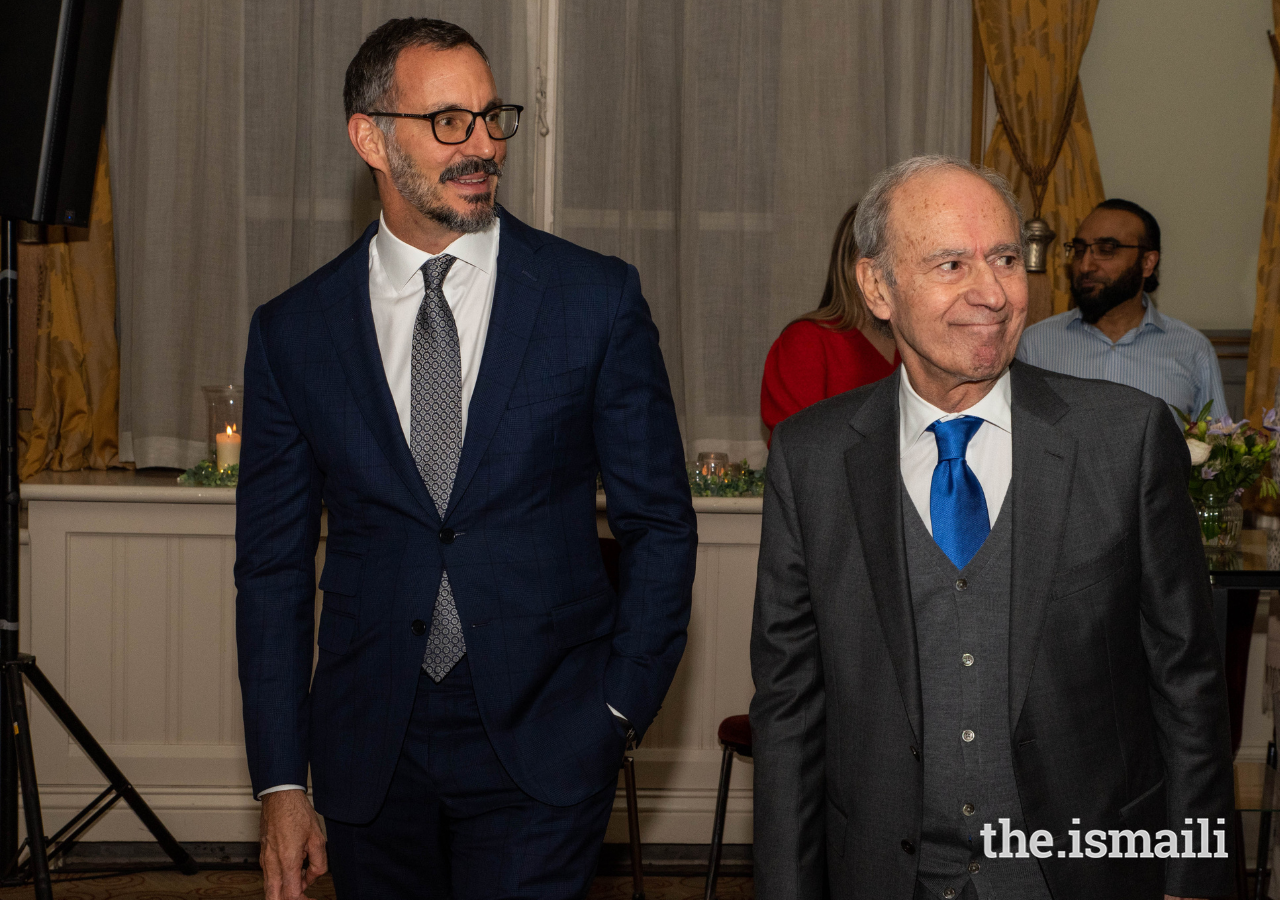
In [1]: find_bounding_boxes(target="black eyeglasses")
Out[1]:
[367,105,523,144]
[1064,238,1149,262]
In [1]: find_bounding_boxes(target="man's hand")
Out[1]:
[260,789,328,900]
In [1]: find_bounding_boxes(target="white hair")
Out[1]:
[853,155,1026,287]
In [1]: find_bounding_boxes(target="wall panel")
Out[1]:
[23,483,760,845]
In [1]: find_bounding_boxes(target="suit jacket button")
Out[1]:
[439,528,455,544]
[901,839,915,854]
[410,619,427,636]
[910,745,920,760]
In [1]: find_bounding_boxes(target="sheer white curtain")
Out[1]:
[108,0,969,469]
[555,0,972,466]
[108,0,534,468]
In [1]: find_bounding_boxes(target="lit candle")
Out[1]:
[215,425,241,470]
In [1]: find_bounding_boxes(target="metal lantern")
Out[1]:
[1023,218,1057,274]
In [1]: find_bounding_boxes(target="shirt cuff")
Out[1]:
[607,703,628,722]
[257,784,306,799]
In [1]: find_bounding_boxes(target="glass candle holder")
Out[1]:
[203,385,244,469]
[697,452,729,477]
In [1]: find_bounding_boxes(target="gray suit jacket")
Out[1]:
[750,362,1234,900]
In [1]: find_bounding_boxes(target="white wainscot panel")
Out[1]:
[24,480,763,847]
[25,494,329,840]
[599,505,760,845]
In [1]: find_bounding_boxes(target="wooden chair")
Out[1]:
[705,714,751,900]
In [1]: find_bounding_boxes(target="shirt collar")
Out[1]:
[1065,293,1165,336]
[1140,294,1167,331]
[372,212,501,291]
[899,366,1013,449]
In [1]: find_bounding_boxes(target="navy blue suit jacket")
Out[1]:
[235,209,697,823]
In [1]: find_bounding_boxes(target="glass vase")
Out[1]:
[1197,492,1243,551]
[202,385,243,469]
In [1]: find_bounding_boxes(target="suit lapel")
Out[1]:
[319,223,441,525]
[445,210,545,518]
[846,372,923,745]
[1007,363,1076,728]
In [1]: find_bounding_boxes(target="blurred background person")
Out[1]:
[1017,198,1227,421]
[760,203,899,441]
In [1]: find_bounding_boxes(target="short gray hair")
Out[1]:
[853,155,1025,286]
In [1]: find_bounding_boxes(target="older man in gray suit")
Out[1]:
[750,156,1234,900]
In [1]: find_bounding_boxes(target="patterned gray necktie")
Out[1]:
[410,254,466,682]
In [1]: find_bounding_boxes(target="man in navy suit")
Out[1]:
[234,18,697,900]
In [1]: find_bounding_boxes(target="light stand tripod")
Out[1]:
[0,218,198,898]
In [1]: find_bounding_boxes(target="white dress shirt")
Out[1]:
[369,213,500,441]
[898,368,1013,535]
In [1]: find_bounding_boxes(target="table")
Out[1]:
[1207,529,1280,590]
[1207,530,1277,756]
[1207,530,1278,899]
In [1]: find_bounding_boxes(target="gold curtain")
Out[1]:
[16,130,121,478]
[976,0,1106,318]
[1244,0,1280,423]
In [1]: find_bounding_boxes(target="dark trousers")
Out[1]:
[324,657,616,900]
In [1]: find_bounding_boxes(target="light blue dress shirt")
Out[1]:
[1016,295,1228,421]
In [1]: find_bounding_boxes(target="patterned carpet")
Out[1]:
[0,871,754,899]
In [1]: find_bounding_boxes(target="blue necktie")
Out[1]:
[927,416,990,569]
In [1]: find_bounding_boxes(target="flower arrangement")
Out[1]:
[1179,405,1279,505]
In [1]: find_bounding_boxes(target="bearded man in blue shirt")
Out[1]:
[1017,199,1228,421]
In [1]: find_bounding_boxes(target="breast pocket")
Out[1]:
[507,366,586,409]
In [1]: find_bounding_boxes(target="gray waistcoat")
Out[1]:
[902,480,1052,900]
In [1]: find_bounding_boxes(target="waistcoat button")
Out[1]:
[410,619,427,636]
[901,839,915,854]
[961,729,975,742]
[962,803,975,816]
[955,578,968,591]
[961,653,974,667]
[969,861,981,874]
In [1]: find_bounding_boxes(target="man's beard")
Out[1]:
[386,135,502,233]
[1072,258,1145,324]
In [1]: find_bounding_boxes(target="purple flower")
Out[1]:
[1201,465,1219,480]
[1208,417,1248,436]
[1264,408,1280,435]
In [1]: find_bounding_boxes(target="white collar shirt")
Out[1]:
[898,367,1013,535]
[367,212,501,441]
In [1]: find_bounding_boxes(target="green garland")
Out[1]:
[595,461,766,498]
[177,459,239,487]
[687,460,765,498]
[185,459,765,496]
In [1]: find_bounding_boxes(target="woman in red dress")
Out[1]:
[761,202,898,441]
